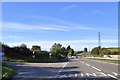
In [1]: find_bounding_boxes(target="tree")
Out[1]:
[66,45,71,54]
[91,47,100,56]
[50,43,67,59]
[50,43,62,56]
[70,49,74,56]
[84,47,88,52]
[31,45,41,51]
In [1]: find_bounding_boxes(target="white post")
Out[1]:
[49,53,52,58]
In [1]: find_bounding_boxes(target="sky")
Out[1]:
[1,2,118,51]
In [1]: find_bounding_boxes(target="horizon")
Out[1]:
[2,2,118,51]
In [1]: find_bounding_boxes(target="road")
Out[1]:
[5,57,119,80]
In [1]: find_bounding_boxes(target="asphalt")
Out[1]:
[5,57,119,80]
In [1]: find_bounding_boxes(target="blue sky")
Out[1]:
[2,2,118,51]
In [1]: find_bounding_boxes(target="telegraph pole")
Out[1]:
[98,32,101,48]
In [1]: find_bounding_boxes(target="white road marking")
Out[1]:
[86,63,90,66]
[92,66,101,71]
[60,75,67,78]
[82,62,84,64]
[81,73,84,77]
[101,72,107,76]
[108,74,120,80]
[56,62,67,78]
[113,72,118,76]
[75,74,77,77]
[86,73,89,77]
[93,73,97,77]
[69,74,72,77]
[86,73,97,77]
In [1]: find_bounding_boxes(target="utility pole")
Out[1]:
[98,32,101,48]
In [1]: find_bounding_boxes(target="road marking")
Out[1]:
[75,74,77,77]
[93,73,97,77]
[57,62,67,76]
[101,72,107,76]
[86,73,89,77]
[69,74,72,77]
[92,66,101,71]
[81,73,84,77]
[86,63,90,66]
[108,74,120,80]
[113,72,118,76]
[82,62,84,64]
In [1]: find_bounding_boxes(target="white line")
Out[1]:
[57,62,67,75]
[92,66,101,71]
[101,72,107,76]
[82,62,84,64]
[93,73,97,77]
[86,63,90,66]
[108,74,120,80]
[81,73,84,77]
[86,73,89,77]
[75,74,77,77]
[113,72,118,76]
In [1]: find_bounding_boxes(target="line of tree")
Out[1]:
[0,42,75,61]
[91,46,120,57]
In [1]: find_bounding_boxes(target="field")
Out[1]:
[107,48,119,52]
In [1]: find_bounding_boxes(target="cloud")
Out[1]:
[3,35,25,39]
[3,21,95,32]
[61,5,78,11]
[3,22,70,31]
[5,39,118,51]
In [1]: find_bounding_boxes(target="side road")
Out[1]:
[5,62,67,79]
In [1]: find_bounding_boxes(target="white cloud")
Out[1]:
[3,22,95,32]
[61,5,78,11]
[3,35,25,39]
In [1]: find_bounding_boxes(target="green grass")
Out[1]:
[86,58,120,64]
[2,62,16,79]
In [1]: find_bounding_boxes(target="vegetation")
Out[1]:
[84,47,88,52]
[31,45,41,51]
[66,45,75,56]
[91,47,120,57]
[50,43,68,60]
[1,42,69,63]
[2,62,16,79]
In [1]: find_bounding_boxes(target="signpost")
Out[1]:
[49,52,52,58]
[32,51,35,59]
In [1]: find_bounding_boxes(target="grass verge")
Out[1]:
[86,58,120,64]
[2,62,16,80]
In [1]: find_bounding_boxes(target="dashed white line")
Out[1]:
[81,73,84,77]
[86,73,89,77]
[101,72,107,76]
[93,73,97,77]
[108,74,120,80]
[92,66,101,71]
[86,63,90,66]
[75,74,77,77]
[82,62,84,64]
[113,72,118,76]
